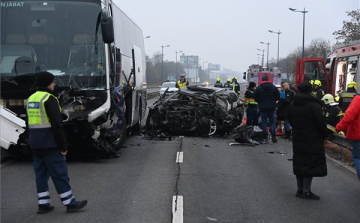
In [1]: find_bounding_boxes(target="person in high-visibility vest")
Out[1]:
[231,76,240,95]
[339,81,357,115]
[244,82,258,126]
[176,74,189,89]
[27,72,87,214]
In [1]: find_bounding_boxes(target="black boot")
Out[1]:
[281,130,291,139]
[295,190,302,198]
[301,191,320,200]
[37,205,54,214]
[66,200,88,213]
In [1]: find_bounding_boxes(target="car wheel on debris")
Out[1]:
[207,116,219,136]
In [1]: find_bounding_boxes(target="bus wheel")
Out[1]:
[114,118,127,151]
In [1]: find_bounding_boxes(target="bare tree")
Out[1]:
[333,10,360,43]
[305,38,331,60]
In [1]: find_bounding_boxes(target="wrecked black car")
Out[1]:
[146,86,244,136]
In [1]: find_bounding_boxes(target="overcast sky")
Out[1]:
[115,0,359,72]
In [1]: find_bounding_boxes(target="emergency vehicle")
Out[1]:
[295,40,360,95]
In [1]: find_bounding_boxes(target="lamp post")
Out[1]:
[260,41,270,69]
[257,49,265,67]
[175,51,182,81]
[289,7,308,58]
[161,45,170,84]
[268,30,281,67]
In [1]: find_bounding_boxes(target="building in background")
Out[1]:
[180,54,199,82]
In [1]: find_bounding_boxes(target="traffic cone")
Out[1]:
[242,114,247,126]
[276,121,283,136]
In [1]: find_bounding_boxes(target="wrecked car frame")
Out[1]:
[146,86,244,136]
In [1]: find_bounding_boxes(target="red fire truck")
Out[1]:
[295,40,360,95]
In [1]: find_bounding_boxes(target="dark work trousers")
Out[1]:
[296,175,313,192]
[33,150,77,206]
[246,106,258,126]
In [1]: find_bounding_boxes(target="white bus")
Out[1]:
[0,0,146,155]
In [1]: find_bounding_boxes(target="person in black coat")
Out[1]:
[277,81,296,139]
[288,81,329,200]
[254,75,280,143]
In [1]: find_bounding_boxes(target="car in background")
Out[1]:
[160,82,178,95]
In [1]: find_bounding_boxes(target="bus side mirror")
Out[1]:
[101,9,114,43]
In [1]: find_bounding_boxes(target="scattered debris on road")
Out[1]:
[230,125,265,145]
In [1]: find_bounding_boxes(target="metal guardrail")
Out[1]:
[328,133,353,151]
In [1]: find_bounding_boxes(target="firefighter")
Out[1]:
[244,82,258,126]
[27,72,87,214]
[223,78,232,89]
[321,94,340,134]
[176,74,189,89]
[214,77,223,88]
[339,81,357,115]
[312,80,325,101]
[231,76,240,95]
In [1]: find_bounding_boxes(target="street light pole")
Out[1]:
[175,51,182,81]
[161,45,170,84]
[260,41,270,69]
[289,7,308,58]
[269,30,281,67]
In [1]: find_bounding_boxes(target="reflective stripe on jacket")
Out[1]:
[27,91,61,148]
[244,90,258,106]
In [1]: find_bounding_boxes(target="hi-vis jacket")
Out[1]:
[176,79,189,89]
[244,89,258,107]
[27,90,66,150]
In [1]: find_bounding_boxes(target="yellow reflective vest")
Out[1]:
[177,80,188,89]
[27,91,61,148]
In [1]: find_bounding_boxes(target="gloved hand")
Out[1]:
[338,131,345,136]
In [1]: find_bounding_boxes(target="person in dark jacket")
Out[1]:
[277,81,296,139]
[244,82,258,126]
[214,77,223,88]
[312,80,325,101]
[254,75,280,143]
[223,78,232,89]
[339,81,357,114]
[321,94,340,134]
[27,72,87,214]
[288,81,329,200]
[231,77,240,95]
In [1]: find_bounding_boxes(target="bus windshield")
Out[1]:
[0,0,106,90]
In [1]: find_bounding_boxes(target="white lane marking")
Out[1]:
[172,196,183,223]
[326,154,357,174]
[1,159,14,168]
[176,152,183,163]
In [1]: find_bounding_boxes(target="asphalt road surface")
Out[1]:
[1,98,359,223]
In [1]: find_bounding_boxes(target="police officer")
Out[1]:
[244,82,258,126]
[27,72,87,214]
[312,80,325,101]
[231,76,240,95]
[339,81,357,114]
[176,74,189,89]
[214,77,223,88]
[223,78,231,89]
[321,94,340,134]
